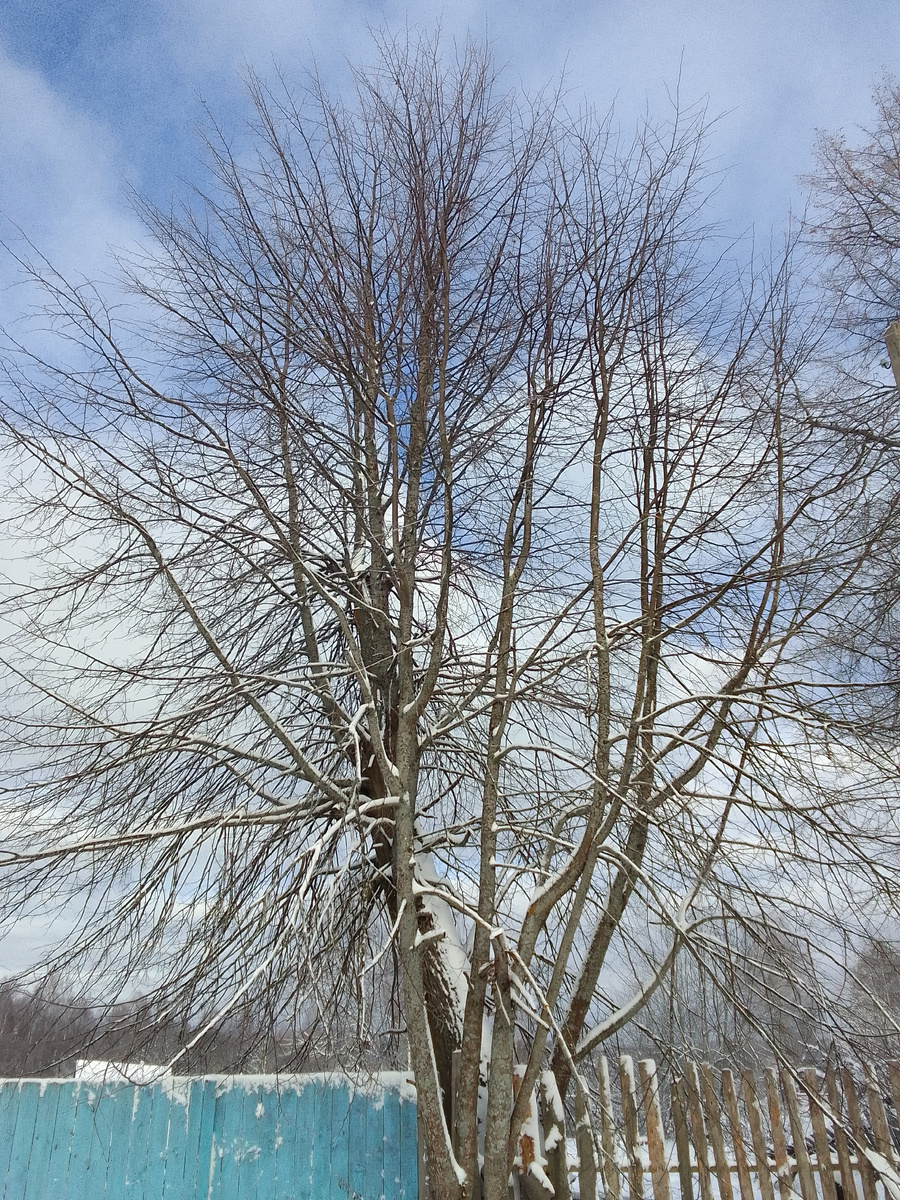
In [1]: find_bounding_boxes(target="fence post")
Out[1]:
[864,1063,895,1166]
[598,1056,621,1200]
[699,1065,734,1200]
[842,1067,878,1200]
[638,1060,671,1200]
[802,1068,837,1200]
[741,1070,775,1200]
[721,1070,753,1200]
[671,1077,694,1200]
[779,1069,818,1200]
[619,1056,643,1200]
[824,1065,857,1200]
[763,1068,794,1200]
[684,1062,713,1200]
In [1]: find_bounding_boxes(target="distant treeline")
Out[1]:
[0,982,321,1077]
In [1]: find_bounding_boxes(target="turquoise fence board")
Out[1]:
[328,1079,352,1200]
[366,1088,386,1200]
[311,1078,335,1200]
[398,1084,418,1200]
[383,1089,401,1200]
[104,1086,138,1200]
[46,1076,78,1196]
[0,1083,21,1181]
[0,1072,417,1199]
[23,1081,60,1200]
[160,1084,188,1200]
[272,1083,300,1200]
[7,1081,40,1200]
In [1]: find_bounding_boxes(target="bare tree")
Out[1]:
[0,33,896,1200]
[807,77,900,349]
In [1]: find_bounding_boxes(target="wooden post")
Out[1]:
[864,1062,895,1166]
[824,1064,858,1200]
[802,1068,837,1200]
[842,1068,878,1200]
[638,1060,671,1200]
[698,1065,734,1200]
[741,1071,775,1200]
[763,1068,794,1200]
[671,1078,694,1200]
[598,1056,621,1200]
[575,1082,598,1200]
[619,1056,644,1200]
[684,1062,713,1200]
[886,321,900,392]
[779,1069,818,1200]
[721,1069,754,1200]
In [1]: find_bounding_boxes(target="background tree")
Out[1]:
[807,78,900,348]
[0,34,897,1200]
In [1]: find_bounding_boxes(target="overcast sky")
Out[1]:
[0,0,897,294]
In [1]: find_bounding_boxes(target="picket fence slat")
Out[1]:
[619,1055,643,1200]
[721,1070,753,1200]
[639,1059,670,1200]
[843,1066,879,1200]
[598,1055,621,1200]
[670,1078,694,1200]
[865,1062,895,1168]
[803,1067,838,1200]
[685,1062,714,1200]
[741,1070,775,1200]
[825,1065,858,1200]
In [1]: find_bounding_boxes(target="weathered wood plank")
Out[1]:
[639,1059,671,1200]
[66,1081,105,1200]
[824,1065,857,1200]
[161,1084,190,1200]
[684,1062,713,1200]
[384,1088,404,1200]
[842,1068,878,1200]
[779,1069,818,1200]
[670,1078,694,1200]
[803,1068,837,1200]
[864,1063,895,1166]
[763,1068,793,1200]
[21,1080,63,1200]
[699,1065,734,1200]
[399,1081,419,1200]
[721,1070,753,1200]
[741,1071,775,1200]
[598,1055,621,1200]
[619,1056,644,1200]
[5,1082,41,1200]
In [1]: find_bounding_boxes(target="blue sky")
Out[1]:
[0,0,897,299]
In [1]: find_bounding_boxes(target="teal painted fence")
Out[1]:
[0,1072,418,1199]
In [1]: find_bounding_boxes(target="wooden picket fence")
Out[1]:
[574,1055,900,1200]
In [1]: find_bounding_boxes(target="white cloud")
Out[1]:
[0,45,139,308]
